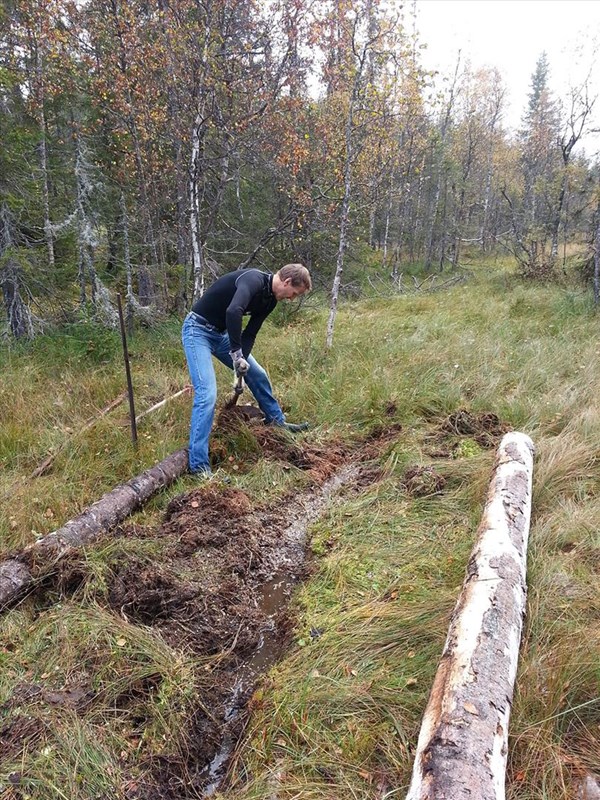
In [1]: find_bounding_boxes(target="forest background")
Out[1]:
[1,0,599,343]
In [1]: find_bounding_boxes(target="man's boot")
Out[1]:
[282,422,309,433]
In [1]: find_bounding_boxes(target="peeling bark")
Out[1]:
[0,449,189,611]
[406,431,535,800]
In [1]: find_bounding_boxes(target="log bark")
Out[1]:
[0,448,189,611]
[406,431,535,800]
[577,773,600,800]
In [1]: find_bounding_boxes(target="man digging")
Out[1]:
[182,264,312,478]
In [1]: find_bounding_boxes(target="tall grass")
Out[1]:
[1,260,599,798]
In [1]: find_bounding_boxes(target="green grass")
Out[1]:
[1,259,599,798]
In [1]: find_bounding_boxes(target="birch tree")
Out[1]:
[424,53,461,272]
[323,0,403,347]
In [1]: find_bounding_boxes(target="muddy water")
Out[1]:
[202,464,361,795]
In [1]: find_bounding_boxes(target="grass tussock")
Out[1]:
[1,261,599,798]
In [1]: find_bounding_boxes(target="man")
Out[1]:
[182,263,312,476]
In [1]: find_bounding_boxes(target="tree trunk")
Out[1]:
[410,156,426,262]
[326,101,354,349]
[382,170,394,268]
[1,258,34,339]
[550,179,567,264]
[594,199,600,306]
[425,55,460,272]
[406,431,535,800]
[425,160,442,271]
[34,41,55,271]
[190,109,207,300]
[0,206,33,339]
[395,136,416,265]
[0,449,189,611]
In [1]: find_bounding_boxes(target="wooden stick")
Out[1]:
[406,431,535,800]
[117,293,137,446]
[30,393,126,479]
[135,385,192,424]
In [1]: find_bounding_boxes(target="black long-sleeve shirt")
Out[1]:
[191,269,276,356]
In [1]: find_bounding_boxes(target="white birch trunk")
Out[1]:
[480,89,502,253]
[406,431,535,800]
[35,43,54,271]
[326,54,361,350]
[594,200,600,306]
[425,55,460,271]
[326,152,352,349]
[410,156,426,262]
[190,109,206,300]
[382,170,394,267]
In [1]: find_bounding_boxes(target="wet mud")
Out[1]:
[114,423,393,799]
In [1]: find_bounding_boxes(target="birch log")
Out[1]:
[406,431,535,800]
[0,448,189,611]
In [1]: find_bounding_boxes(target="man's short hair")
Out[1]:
[277,263,312,291]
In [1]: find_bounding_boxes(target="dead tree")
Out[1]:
[406,431,534,800]
[550,79,596,265]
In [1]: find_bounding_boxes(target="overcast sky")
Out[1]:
[414,0,600,154]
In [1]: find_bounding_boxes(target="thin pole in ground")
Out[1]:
[117,293,138,446]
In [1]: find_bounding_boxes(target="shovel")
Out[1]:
[225,373,244,409]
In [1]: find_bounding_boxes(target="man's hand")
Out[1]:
[230,349,249,377]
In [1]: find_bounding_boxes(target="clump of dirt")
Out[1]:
[364,421,403,444]
[403,465,446,497]
[439,409,511,448]
[0,715,46,761]
[212,406,353,477]
[217,403,265,424]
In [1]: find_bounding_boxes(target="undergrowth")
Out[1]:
[0,260,599,799]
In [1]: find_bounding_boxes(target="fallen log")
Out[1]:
[578,773,600,799]
[405,431,535,800]
[0,448,189,611]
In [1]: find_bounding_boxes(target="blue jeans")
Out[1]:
[182,313,285,473]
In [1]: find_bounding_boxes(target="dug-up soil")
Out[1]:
[3,409,402,800]
[423,408,511,457]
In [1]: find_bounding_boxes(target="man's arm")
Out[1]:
[225,271,264,353]
[240,307,275,356]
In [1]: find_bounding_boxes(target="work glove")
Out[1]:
[230,349,249,377]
